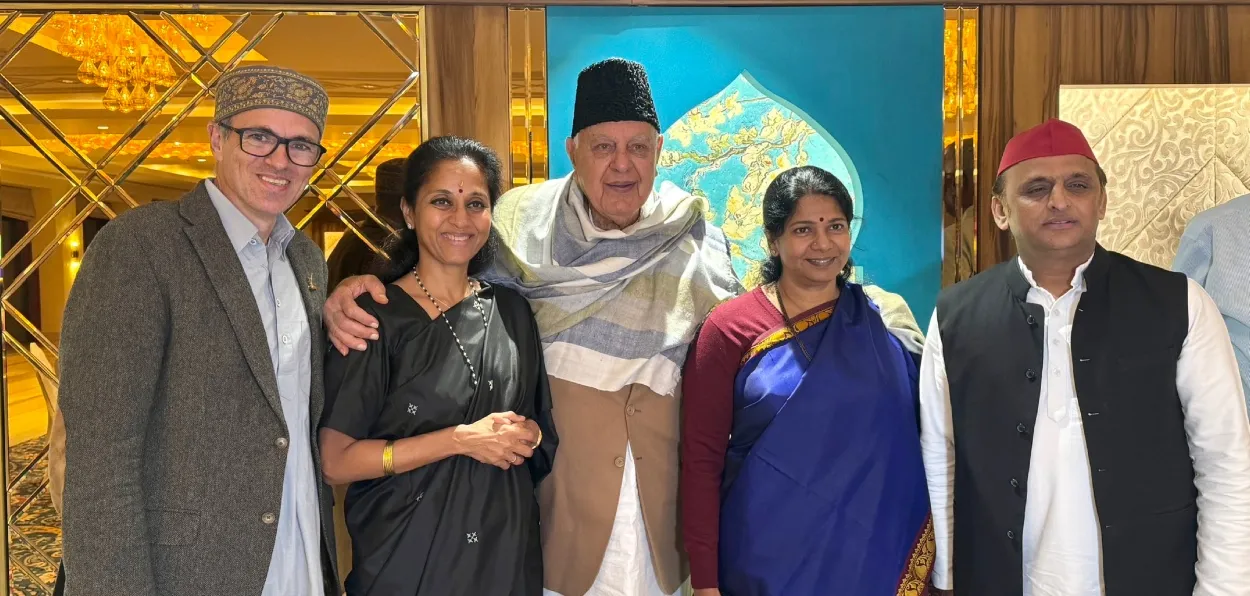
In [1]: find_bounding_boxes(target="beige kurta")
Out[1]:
[539,377,686,596]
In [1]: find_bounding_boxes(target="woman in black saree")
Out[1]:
[320,135,557,596]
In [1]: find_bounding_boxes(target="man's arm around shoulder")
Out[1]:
[59,221,169,595]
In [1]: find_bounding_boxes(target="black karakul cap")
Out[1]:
[571,58,660,137]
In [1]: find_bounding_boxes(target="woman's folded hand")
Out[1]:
[454,411,540,470]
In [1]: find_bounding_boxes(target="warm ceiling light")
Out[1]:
[197,158,207,162]
[97,125,109,130]
[53,15,191,113]
[60,78,76,84]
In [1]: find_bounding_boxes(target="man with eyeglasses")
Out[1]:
[58,65,341,596]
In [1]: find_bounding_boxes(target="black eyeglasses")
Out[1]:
[218,123,326,167]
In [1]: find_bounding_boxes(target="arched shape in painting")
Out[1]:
[656,71,863,287]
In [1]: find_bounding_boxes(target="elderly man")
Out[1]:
[920,119,1250,596]
[324,58,740,595]
[1174,193,1250,414]
[58,65,339,596]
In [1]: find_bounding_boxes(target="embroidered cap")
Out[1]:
[997,118,1099,177]
[214,65,329,133]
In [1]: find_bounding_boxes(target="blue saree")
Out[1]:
[718,283,934,596]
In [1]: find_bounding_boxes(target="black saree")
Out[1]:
[321,282,558,596]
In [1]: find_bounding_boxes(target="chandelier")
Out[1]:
[942,16,977,122]
[50,15,211,113]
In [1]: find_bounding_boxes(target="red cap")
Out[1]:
[996,118,1098,177]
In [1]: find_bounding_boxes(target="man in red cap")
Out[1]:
[918,118,1250,595]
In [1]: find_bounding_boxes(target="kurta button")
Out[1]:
[1025,369,1037,381]
[261,512,276,525]
[275,437,288,449]
[614,456,625,468]
[626,406,637,416]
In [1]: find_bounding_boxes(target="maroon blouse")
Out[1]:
[680,287,788,589]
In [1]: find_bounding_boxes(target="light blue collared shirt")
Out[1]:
[1175,193,1250,415]
[205,180,322,595]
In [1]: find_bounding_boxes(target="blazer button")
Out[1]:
[1007,530,1016,539]
[275,437,289,449]
[614,456,625,468]
[1010,478,1019,488]
[1025,369,1037,381]
[1016,423,1028,434]
[261,512,276,525]
[1026,315,1037,326]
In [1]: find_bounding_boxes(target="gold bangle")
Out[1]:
[382,440,395,476]
[534,429,542,449]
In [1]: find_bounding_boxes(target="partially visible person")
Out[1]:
[921,119,1250,596]
[58,65,340,595]
[942,139,976,286]
[323,156,406,582]
[1174,193,1250,413]
[319,135,557,595]
[321,58,742,596]
[326,157,407,290]
[681,166,932,596]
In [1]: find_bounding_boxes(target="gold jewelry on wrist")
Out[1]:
[382,440,395,476]
[534,429,542,448]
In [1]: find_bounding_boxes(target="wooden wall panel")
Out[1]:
[1175,5,1228,83]
[424,5,512,184]
[1012,6,1061,125]
[977,3,1249,267]
[976,5,1016,269]
[1060,6,1102,84]
[1231,7,1250,82]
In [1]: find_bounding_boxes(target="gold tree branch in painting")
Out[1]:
[663,106,815,193]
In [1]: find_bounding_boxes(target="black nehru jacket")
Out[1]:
[935,245,1196,596]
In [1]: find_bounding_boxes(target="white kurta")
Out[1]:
[920,256,1250,595]
[543,442,678,596]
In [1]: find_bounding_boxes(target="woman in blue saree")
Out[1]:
[681,166,933,596]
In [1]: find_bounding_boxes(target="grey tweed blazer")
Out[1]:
[58,182,339,596]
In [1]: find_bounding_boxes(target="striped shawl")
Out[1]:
[486,174,741,396]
